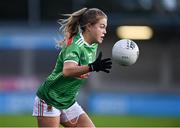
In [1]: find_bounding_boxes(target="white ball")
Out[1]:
[112,39,139,66]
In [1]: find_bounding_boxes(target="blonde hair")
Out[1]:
[57,8,107,47]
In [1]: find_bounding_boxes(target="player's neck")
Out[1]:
[82,32,93,45]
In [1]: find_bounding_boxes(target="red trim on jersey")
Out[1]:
[67,37,73,46]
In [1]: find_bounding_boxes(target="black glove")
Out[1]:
[88,52,112,73]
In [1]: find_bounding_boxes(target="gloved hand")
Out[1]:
[88,52,112,73]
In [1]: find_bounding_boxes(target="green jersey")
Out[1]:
[36,33,98,109]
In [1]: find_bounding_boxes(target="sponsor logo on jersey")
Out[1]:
[66,53,77,58]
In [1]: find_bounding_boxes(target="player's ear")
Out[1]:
[86,23,92,32]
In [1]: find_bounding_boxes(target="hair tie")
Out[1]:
[83,8,89,15]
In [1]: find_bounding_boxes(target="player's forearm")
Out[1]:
[63,65,90,77]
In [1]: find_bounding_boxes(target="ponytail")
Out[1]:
[59,8,88,38]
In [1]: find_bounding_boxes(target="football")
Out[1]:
[112,39,139,66]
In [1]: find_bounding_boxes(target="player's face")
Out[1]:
[89,18,107,44]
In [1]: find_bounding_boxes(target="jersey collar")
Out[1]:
[80,33,97,47]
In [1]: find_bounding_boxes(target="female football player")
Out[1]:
[32,8,112,127]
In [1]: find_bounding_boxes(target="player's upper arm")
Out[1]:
[63,61,78,77]
[63,43,80,64]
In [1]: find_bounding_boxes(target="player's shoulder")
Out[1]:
[67,33,84,48]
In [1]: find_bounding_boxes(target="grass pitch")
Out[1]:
[0,114,180,127]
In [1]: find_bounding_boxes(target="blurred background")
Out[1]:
[0,0,180,127]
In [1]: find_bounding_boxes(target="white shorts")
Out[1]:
[32,96,85,122]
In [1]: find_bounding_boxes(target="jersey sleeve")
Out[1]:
[63,43,81,64]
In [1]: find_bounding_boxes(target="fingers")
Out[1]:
[105,61,112,66]
[102,69,110,73]
[102,64,112,73]
[102,58,111,63]
[101,59,112,73]
[102,58,112,67]
[104,64,112,69]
